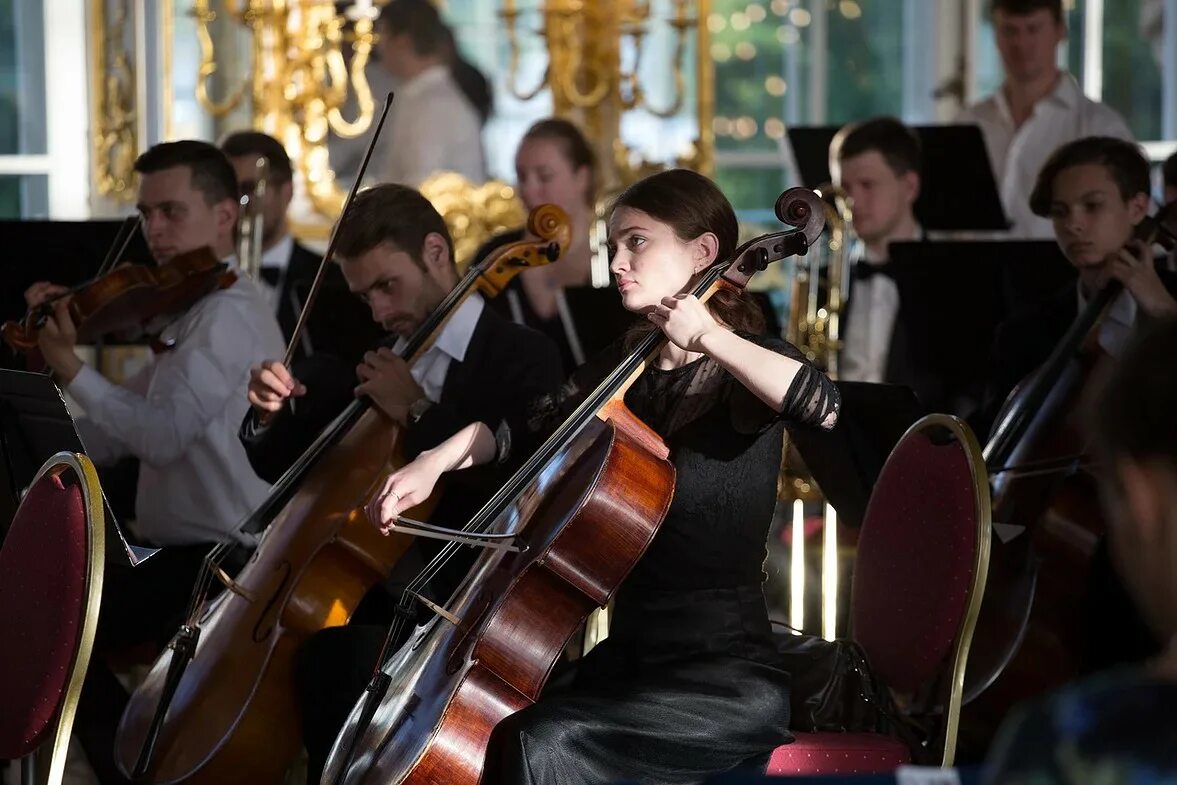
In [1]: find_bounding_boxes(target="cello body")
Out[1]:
[959,350,1110,753]
[115,407,432,784]
[326,402,675,785]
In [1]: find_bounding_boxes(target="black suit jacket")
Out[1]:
[976,264,1177,440]
[240,304,563,499]
[278,241,384,367]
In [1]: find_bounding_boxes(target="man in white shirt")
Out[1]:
[24,139,286,783]
[832,116,923,385]
[957,0,1132,238]
[373,0,488,186]
[221,130,381,364]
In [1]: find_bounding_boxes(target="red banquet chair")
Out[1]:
[0,452,105,785]
[768,414,991,776]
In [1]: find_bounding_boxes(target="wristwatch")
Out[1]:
[408,396,433,424]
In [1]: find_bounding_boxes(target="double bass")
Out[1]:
[323,187,824,785]
[113,204,572,785]
[960,202,1177,752]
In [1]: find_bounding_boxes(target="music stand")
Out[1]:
[0,369,154,567]
[884,239,1075,417]
[790,381,924,529]
[786,124,1009,231]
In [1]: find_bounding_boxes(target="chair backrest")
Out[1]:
[849,415,991,765]
[0,452,105,783]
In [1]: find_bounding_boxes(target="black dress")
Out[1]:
[487,332,841,785]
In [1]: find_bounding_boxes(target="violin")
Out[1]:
[321,187,824,785]
[959,201,1177,755]
[2,246,231,353]
[113,205,572,785]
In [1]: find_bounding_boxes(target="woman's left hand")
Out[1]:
[647,294,720,352]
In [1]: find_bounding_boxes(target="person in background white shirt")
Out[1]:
[23,140,285,785]
[374,0,489,187]
[832,116,922,385]
[957,0,1132,238]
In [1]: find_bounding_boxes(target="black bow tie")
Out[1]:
[258,265,283,286]
[852,262,890,282]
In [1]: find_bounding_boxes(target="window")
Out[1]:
[711,0,917,223]
[0,0,88,217]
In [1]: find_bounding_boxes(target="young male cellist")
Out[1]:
[241,183,564,782]
[975,137,1176,712]
[23,140,286,784]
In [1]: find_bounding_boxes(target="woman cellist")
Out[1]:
[366,169,840,783]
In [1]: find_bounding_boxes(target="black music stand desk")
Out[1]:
[0,368,154,566]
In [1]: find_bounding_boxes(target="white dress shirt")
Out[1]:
[1078,284,1138,358]
[68,271,287,546]
[840,265,900,384]
[257,232,295,314]
[381,64,486,187]
[393,292,485,403]
[958,72,1133,239]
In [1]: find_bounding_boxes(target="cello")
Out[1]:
[322,187,824,785]
[960,202,1177,752]
[112,201,572,785]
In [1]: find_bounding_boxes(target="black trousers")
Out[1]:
[74,543,216,785]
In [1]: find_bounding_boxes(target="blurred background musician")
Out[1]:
[240,184,563,783]
[373,0,490,187]
[982,136,1177,434]
[957,0,1132,239]
[220,130,381,365]
[23,140,285,784]
[473,118,616,375]
[982,317,1177,784]
[831,116,923,388]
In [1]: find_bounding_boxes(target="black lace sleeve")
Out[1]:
[736,332,840,431]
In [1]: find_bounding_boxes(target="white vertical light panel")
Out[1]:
[1082,0,1105,100]
[1165,0,1177,140]
[821,502,838,641]
[807,0,827,124]
[45,0,91,217]
[790,498,805,634]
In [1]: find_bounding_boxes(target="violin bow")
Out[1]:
[96,214,142,277]
[281,92,395,367]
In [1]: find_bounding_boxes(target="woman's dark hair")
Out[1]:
[1029,136,1151,217]
[378,0,493,123]
[520,118,597,205]
[610,169,765,336]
